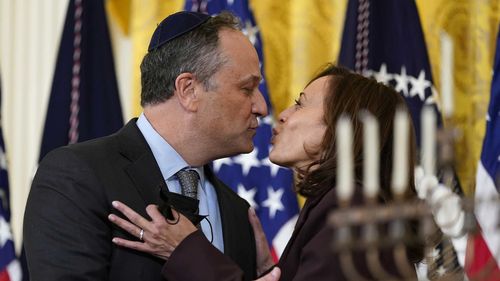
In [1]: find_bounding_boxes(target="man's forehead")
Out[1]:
[218,31,259,61]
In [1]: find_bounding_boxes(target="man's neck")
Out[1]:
[143,105,211,167]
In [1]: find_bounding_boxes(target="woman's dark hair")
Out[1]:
[296,64,422,262]
[297,64,417,201]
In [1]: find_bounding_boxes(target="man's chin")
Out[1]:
[217,144,254,159]
[240,144,254,154]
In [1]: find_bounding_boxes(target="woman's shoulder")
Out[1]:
[305,183,368,215]
[300,186,338,223]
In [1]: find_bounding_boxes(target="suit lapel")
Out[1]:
[204,167,239,257]
[116,119,166,205]
[125,153,166,205]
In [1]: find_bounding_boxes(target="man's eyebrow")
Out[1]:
[239,74,262,85]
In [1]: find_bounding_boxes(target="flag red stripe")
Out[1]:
[465,232,500,281]
[270,247,279,263]
[0,269,11,281]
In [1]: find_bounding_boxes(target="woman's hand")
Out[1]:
[108,201,197,260]
[248,208,276,276]
[255,267,280,281]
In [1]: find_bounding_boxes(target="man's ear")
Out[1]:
[174,72,199,111]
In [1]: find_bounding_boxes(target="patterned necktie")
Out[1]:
[176,169,199,199]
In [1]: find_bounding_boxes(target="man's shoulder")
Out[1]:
[46,119,139,154]
[39,119,145,169]
[42,133,117,163]
[72,118,140,149]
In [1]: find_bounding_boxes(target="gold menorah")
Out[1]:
[327,107,499,281]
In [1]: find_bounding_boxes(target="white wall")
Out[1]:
[0,0,133,253]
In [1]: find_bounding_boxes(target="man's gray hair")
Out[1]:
[140,12,241,106]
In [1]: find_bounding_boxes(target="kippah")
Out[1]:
[148,11,211,52]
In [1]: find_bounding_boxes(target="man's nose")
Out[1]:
[252,89,268,117]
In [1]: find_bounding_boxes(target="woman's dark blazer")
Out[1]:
[163,186,417,281]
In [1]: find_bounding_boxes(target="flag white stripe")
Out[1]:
[7,260,22,281]
[272,215,298,258]
[475,161,500,268]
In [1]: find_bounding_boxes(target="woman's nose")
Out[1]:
[278,107,293,123]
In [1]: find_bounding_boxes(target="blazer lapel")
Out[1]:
[125,154,166,205]
[204,166,256,280]
[204,167,239,256]
[116,119,166,205]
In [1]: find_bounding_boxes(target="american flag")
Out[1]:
[338,0,442,144]
[184,0,300,261]
[338,0,463,278]
[0,76,21,281]
[38,0,123,160]
[467,24,500,280]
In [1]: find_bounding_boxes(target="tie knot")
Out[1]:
[176,169,199,199]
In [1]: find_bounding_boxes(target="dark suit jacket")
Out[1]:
[161,186,418,281]
[23,119,257,281]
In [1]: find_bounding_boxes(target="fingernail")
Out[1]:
[112,238,118,243]
[108,214,114,221]
[112,201,118,207]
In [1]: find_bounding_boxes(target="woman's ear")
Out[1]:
[174,72,199,111]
